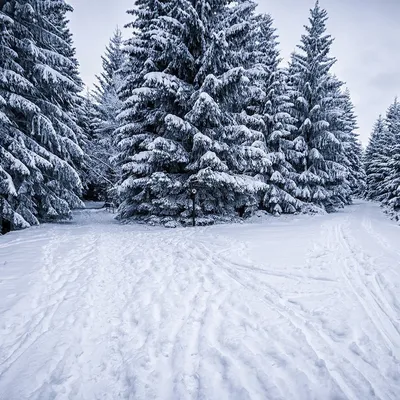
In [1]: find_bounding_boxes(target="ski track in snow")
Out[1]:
[0,201,400,399]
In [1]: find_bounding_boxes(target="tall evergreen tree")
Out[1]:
[0,7,34,232]
[115,0,191,221]
[116,0,272,223]
[186,0,270,219]
[364,101,398,203]
[364,116,391,200]
[288,1,350,211]
[340,89,365,197]
[241,13,301,215]
[75,90,104,200]
[382,98,400,217]
[84,28,126,200]
[92,27,125,148]
[0,0,84,232]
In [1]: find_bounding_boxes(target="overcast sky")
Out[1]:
[68,0,400,144]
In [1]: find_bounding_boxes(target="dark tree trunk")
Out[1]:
[1,219,11,235]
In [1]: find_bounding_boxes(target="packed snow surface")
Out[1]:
[1,201,400,400]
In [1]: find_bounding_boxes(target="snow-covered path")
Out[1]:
[1,201,400,400]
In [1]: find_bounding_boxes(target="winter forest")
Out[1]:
[3,1,400,398]
[0,0,399,233]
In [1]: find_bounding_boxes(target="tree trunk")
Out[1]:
[1,219,11,235]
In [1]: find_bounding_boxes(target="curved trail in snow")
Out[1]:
[0,202,400,399]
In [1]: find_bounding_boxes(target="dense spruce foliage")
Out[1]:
[1,0,369,232]
[80,28,125,201]
[364,99,400,220]
[0,0,84,233]
[113,0,364,225]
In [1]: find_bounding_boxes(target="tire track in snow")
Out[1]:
[0,226,101,399]
[292,217,400,400]
[192,237,356,400]
[361,216,400,260]
[318,218,400,399]
[194,224,399,400]
[336,221,400,354]
[2,205,400,399]
[132,230,256,399]
[358,211,400,315]
[0,230,66,370]
[54,227,220,399]
[99,229,302,399]
[318,219,400,400]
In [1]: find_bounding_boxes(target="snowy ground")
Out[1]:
[1,201,400,400]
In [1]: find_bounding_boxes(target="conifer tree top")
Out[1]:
[297,0,335,70]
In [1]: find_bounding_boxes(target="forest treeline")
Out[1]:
[0,0,398,232]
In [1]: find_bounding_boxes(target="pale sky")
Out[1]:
[68,0,400,145]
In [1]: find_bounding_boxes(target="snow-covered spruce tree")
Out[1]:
[364,115,392,201]
[186,0,270,220]
[241,12,301,215]
[319,77,352,207]
[364,100,399,204]
[340,89,365,197]
[75,90,105,200]
[47,0,90,194]
[93,28,125,103]
[86,28,125,200]
[118,0,172,102]
[382,98,400,217]
[288,1,351,211]
[0,7,35,232]
[116,0,270,223]
[115,0,190,221]
[1,0,84,229]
